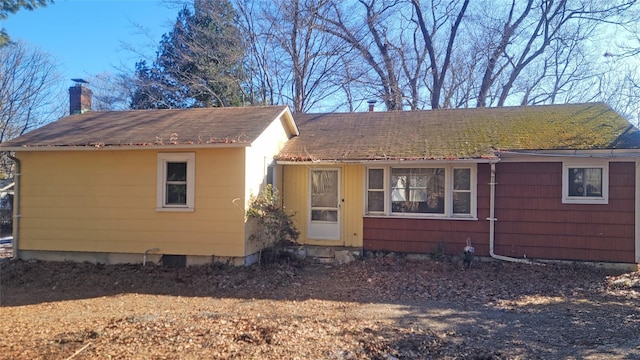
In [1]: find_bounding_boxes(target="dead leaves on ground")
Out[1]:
[0,255,638,359]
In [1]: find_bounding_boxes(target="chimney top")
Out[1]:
[367,100,376,112]
[71,78,89,85]
[69,79,92,115]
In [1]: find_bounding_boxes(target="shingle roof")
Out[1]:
[276,103,640,161]
[0,106,291,149]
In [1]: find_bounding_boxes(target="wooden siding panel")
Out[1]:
[493,161,635,263]
[16,149,247,257]
[364,217,488,255]
[341,165,365,247]
[280,164,309,243]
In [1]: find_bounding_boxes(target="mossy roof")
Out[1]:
[0,106,292,149]
[276,103,640,162]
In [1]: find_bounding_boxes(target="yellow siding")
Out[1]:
[341,165,364,247]
[280,164,364,247]
[244,116,292,254]
[16,148,248,257]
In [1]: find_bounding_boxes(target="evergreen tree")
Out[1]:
[130,60,187,109]
[1,0,51,47]
[131,0,247,109]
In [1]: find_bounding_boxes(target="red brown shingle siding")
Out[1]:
[363,164,492,255]
[494,162,635,263]
[363,162,636,263]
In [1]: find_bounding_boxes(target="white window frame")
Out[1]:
[452,167,473,215]
[562,161,609,205]
[156,153,195,212]
[366,168,386,214]
[308,168,341,240]
[365,164,477,220]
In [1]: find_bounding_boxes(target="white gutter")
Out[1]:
[7,154,20,259]
[636,159,640,264]
[488,162,538,264]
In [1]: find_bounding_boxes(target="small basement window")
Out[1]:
[562,161,608,204]
[157,153,195,211]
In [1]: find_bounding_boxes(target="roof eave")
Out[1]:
[276,106,299,137]
[276,157,500,165]
[0,142,249,152]
[498,148,640,159]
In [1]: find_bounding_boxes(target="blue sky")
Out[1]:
[3,0,179,82]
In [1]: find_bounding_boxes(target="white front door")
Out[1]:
[308,169,341,240]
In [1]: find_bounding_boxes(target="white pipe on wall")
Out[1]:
[7,154,20,260]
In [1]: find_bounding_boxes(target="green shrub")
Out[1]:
[247,185,299,264]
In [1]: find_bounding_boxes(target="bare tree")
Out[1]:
[412,0,469,109]
[87,72,132,111]
[128,0,640,113]
[473,0,637,107]
[0,41,63,141]
[316,0,406,111]
[239,0,348,113]
[517,34,595,105]
[237,0,276,106]
[0,41,63,175]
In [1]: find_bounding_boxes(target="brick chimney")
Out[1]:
[367,99,376,112]
[69,79,92,115]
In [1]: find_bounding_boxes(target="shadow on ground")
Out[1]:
[1,256,639,359]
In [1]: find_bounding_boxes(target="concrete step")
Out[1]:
[285,246,362,265]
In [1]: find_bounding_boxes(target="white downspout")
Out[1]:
[489,162,537,264]
[8,154,20,259]
[635,159,640,265]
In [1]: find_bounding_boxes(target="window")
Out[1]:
[263,156,277,188]
[310,169,339,222]
[157,153,195,211]
[391,168,444,213]
[367,169,385,213]
[453,168,472,214]
[266,164,275,186]
[562,162,608,204]
[366,165,476,219]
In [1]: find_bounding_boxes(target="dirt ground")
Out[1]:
[0,253,639,359]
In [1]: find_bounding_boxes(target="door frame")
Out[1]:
[308,168,342,241]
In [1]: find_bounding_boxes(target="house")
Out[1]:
[0,84,298,266]
[1,86,639,266]
[276,104,640,266]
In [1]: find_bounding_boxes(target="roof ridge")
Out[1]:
[296,102,611,116]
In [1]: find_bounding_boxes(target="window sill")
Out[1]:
[156,207,195,212]
[562,197,608,205]
[364,214,478,221]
